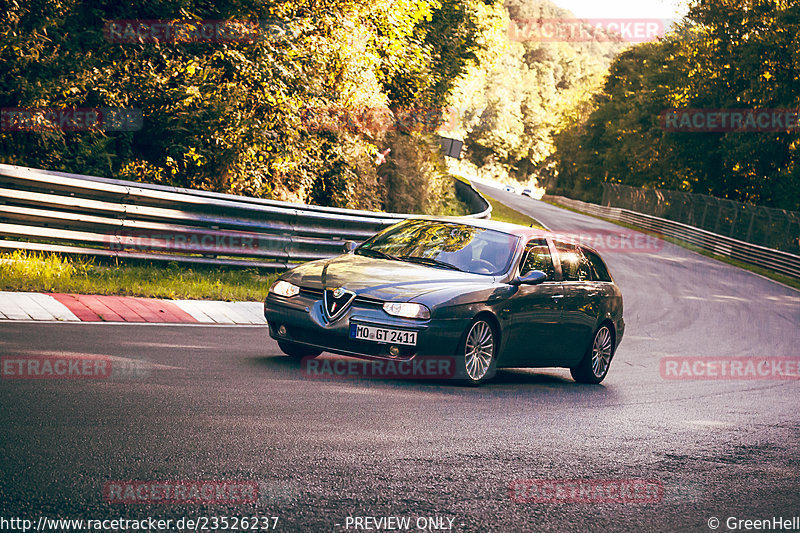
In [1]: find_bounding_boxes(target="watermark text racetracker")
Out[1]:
[1,355,152,380]
[660,108,800,133]
[0,516,280,532]
[105,231,286,255]
[301,106,461,135]
[549,229,663,253]
[302,356,456,380]
[104,480,258,504]
[103,19,295,44]
[1,108,142,132]
[660,357,800,380]
[509,18,669,43]
[509,479,664,503]
[2,355,111,379]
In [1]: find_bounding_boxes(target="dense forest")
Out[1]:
[451,0,623,186]
[1,0,798,213]
[1,0,503,214]
[546,0,800,211]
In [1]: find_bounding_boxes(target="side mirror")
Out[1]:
[342,241,357,254]
[514,270,547,285]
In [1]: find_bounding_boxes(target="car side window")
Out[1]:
[519,239,555,280]
[555,242,593,282]
[582,248,612,282]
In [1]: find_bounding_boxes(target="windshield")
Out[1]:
[356,220,519,275]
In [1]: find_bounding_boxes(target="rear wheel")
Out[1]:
[459,318,497,385]
[278,340,321,359]
[570,324,614,384]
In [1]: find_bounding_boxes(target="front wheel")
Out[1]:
[277,340,321,359]
[458,318,497,385]
[570,324,614,384]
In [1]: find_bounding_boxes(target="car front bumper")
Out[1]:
[264,293,468,361]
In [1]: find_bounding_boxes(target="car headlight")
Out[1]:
[382,302,430,320]
[270,280,300,298]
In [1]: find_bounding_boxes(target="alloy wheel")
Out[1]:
[465,320,494,381]
[591,325,613,378]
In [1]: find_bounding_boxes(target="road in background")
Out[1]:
[1,194,799,532]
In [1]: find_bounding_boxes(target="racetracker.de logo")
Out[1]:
[550,229,663,253]
[509,479,664,503]
[660,357,800,380]
[104,20,263,43]
[104,231,280,254]
[508,18,667,43]
[1,355,112,379]
[1,108,142,132]
[660,109,800,132]
[301,357,457,380]
[104,481,259,504]
[300,106,460,135]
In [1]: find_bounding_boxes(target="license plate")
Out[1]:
[350,324,417,346]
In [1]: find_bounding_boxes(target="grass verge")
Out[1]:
[482,192,546,229]
[448,173,545,227]
[1,187,543,300]
[542,199,800,291]
[0,250,279,301]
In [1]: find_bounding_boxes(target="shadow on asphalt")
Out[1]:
[247,355,620,403]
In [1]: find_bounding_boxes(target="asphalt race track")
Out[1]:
[1,192,799,532]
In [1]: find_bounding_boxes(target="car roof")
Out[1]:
[405,216,604,255]
[408,215,543,235]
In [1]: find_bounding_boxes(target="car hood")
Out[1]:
[281,253,496,301]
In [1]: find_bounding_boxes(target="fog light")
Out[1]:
[278,325,287,336]
[389,345,400,358]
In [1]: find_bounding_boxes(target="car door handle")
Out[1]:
[551,294,564,300]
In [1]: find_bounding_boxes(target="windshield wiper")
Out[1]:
[355,248,398,261]
[398,255,464,272]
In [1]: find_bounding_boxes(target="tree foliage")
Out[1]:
[0,0,492,213]
[548,0,800,210]
[450,0,624,185]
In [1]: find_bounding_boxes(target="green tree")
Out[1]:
[550,0,800,210]
[0,0,495,213]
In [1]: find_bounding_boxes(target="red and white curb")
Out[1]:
[0,291,265,324]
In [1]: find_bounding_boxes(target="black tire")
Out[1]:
[278,340,322,359]
[457,318,498,385]
[570,324,614,384]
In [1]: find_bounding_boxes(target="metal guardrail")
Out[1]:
[0,164,491,269]
[544,194,800,280]
[601,182,800,254]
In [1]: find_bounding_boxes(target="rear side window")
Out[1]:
[519,239,555,280]
[555,242,593,282]
[582,249,613,282]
